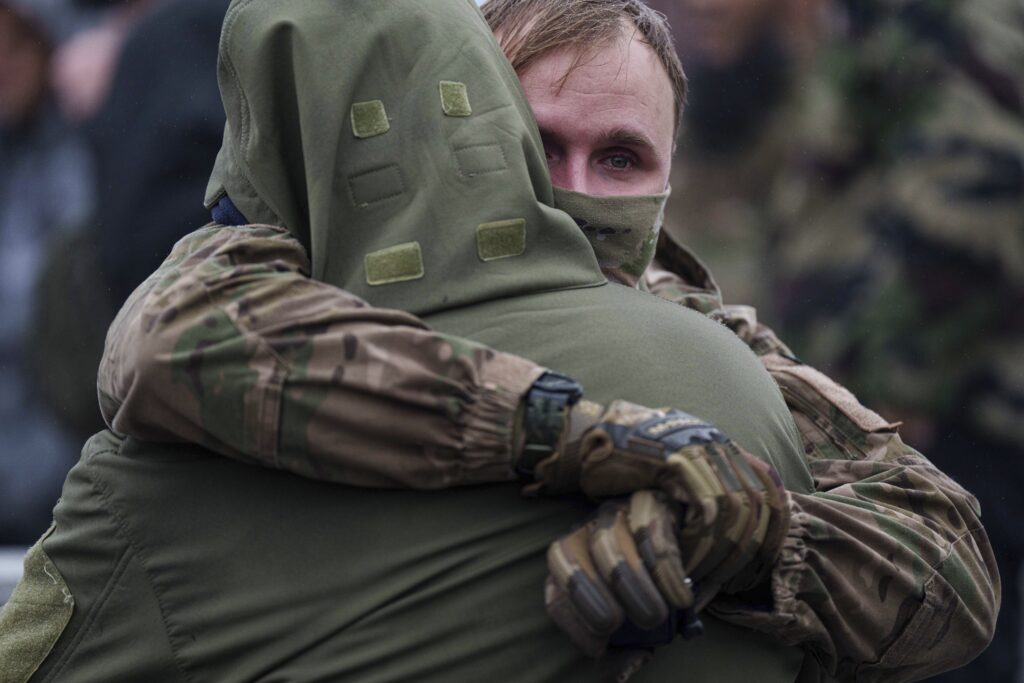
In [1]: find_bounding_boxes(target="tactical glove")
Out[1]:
[518,376,791,600]
[574,401,791,597]
[544,491,702,657]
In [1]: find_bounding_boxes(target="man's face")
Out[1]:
[516,27,676,197]
[0,7,48,126]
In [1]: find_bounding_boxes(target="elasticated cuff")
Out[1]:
[458,352,546,483]
[707,498,811,646]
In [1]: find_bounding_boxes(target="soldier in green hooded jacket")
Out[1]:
[0,0,998,682]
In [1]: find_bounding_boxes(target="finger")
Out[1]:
[669,448,745,580]
[723,454,792,593]
[663,451,722,526]
[745,454,790,560]
[628,491,693,611]
[590,502,669,630]
[697,443,770,585]
[548,523,625,639]
[545,576,607,658]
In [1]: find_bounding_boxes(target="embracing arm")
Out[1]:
[712,352,998,683]
[646,264,999,682]
[99,223,544,488]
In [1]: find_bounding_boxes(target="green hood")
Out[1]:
[205,0,605,316]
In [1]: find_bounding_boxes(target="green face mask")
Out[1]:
[552,186,670,288]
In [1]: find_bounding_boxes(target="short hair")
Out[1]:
[482,0,687,139]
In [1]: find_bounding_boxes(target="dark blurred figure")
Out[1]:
[650,0,1023,679]
[30,0,228,443]
[0,0,93,544]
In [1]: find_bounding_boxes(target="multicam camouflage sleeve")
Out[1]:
[646,246,999,683]
[98,222,544,488]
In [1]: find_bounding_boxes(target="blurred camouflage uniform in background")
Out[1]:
[653,0,1023,679]
[768,3,1024,679]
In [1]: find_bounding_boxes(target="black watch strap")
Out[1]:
[518,372,584,478]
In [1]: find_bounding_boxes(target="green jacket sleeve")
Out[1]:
[98,223,543,488]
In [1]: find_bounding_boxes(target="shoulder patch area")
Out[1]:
[0,526,74,683]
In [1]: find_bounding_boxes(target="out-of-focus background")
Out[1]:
[0,0,1021,680]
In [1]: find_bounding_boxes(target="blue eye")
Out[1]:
[606,154,633,170]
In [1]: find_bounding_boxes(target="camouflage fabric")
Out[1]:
[757,6,1024,678]
[767,0,1024,436]
[100,222,543,489]
[552,187,669,289]
[643,242,999,682]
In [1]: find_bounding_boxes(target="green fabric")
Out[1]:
[455,143,509,176]
[26,440,186,683]
[428,284,813,493]
[0,528,73,683]
[39,430,804,683]
[477,219,526,261]
[365,241,425,285]
[350,100,390,138]
[553,187,669,283]
[440,80,472,117]
[205,0,604,316]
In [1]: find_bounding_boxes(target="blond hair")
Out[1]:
[482,0,687,138]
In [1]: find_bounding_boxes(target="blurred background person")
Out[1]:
[0,0,227,547]
[0,0,93,545]
[50,0,152,124]
[29,0,228,446]
[648,0,1024,680]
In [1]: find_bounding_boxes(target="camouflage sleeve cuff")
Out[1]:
[460,353,546,482]
[706,497,815,644]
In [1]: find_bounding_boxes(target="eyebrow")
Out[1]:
[602,127,657,153]
[536,124,661,157]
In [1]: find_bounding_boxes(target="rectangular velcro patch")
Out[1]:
[365,242,424,285]
[477,219,526,261]
[440,81,472,117]
[455,143,508,177]
[351,100,390,138]
[348,165,405,208]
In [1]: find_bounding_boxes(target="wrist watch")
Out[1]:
[517,371,584,478]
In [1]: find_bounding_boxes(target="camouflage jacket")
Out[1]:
[98,224,998,682]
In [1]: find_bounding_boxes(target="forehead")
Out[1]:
[516,29,676,152]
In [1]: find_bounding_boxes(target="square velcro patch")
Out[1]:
[351,100,390,138]
[365,242,424,285]
[477,219,526,261]
[440,81,472,117]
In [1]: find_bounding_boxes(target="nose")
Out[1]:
[550,152,590,194]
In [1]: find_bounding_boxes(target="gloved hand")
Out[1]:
[517,375,790,604]
[544,491,701,657]
[576,401,790,597]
